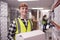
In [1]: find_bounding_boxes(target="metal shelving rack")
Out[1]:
[0,1,8,40]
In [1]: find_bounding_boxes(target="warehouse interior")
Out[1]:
[0,0,60,40]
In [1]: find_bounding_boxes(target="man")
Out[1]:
[8,3,33,40]
[42,15,48,32]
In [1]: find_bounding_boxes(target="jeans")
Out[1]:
[43,25,47,32]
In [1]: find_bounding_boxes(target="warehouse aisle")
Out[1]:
[0,0,60,40]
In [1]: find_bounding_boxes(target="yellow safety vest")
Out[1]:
[15,18,31,34]
[42,21,46,25]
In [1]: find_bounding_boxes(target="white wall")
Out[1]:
[41,10,50,18]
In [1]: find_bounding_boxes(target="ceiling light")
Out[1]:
[32,8,44,10]
[41,10,50,12]
[18,0,38,1]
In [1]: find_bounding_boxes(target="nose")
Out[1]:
[24,8,26,11]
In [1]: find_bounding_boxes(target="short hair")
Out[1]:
[19,3,28,9]
[43,15,47,17]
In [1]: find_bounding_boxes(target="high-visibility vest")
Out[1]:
[42,20,46,25]
[15,18,31,34]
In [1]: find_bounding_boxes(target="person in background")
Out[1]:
[42,15,48,32]
[8,3,33,40]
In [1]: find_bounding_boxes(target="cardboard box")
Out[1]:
[16,30,45,40]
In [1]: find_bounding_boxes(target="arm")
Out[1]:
[8,21,16,40]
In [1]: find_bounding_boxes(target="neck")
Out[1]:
[20,15,27,19]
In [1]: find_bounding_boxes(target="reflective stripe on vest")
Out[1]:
[15,18,31,34]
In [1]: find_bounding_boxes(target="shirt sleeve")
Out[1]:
[8,20,16,40]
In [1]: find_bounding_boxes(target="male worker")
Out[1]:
[8,3,33,40]
[42,15,48,32]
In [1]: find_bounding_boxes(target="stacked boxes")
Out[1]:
[0,1,8,40]
[52,27,60,40]
[54,5,60,25]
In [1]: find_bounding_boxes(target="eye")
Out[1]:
[22,8,24,10]
[25,8,28,10]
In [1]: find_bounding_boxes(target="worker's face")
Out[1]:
[19,7,28,16]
